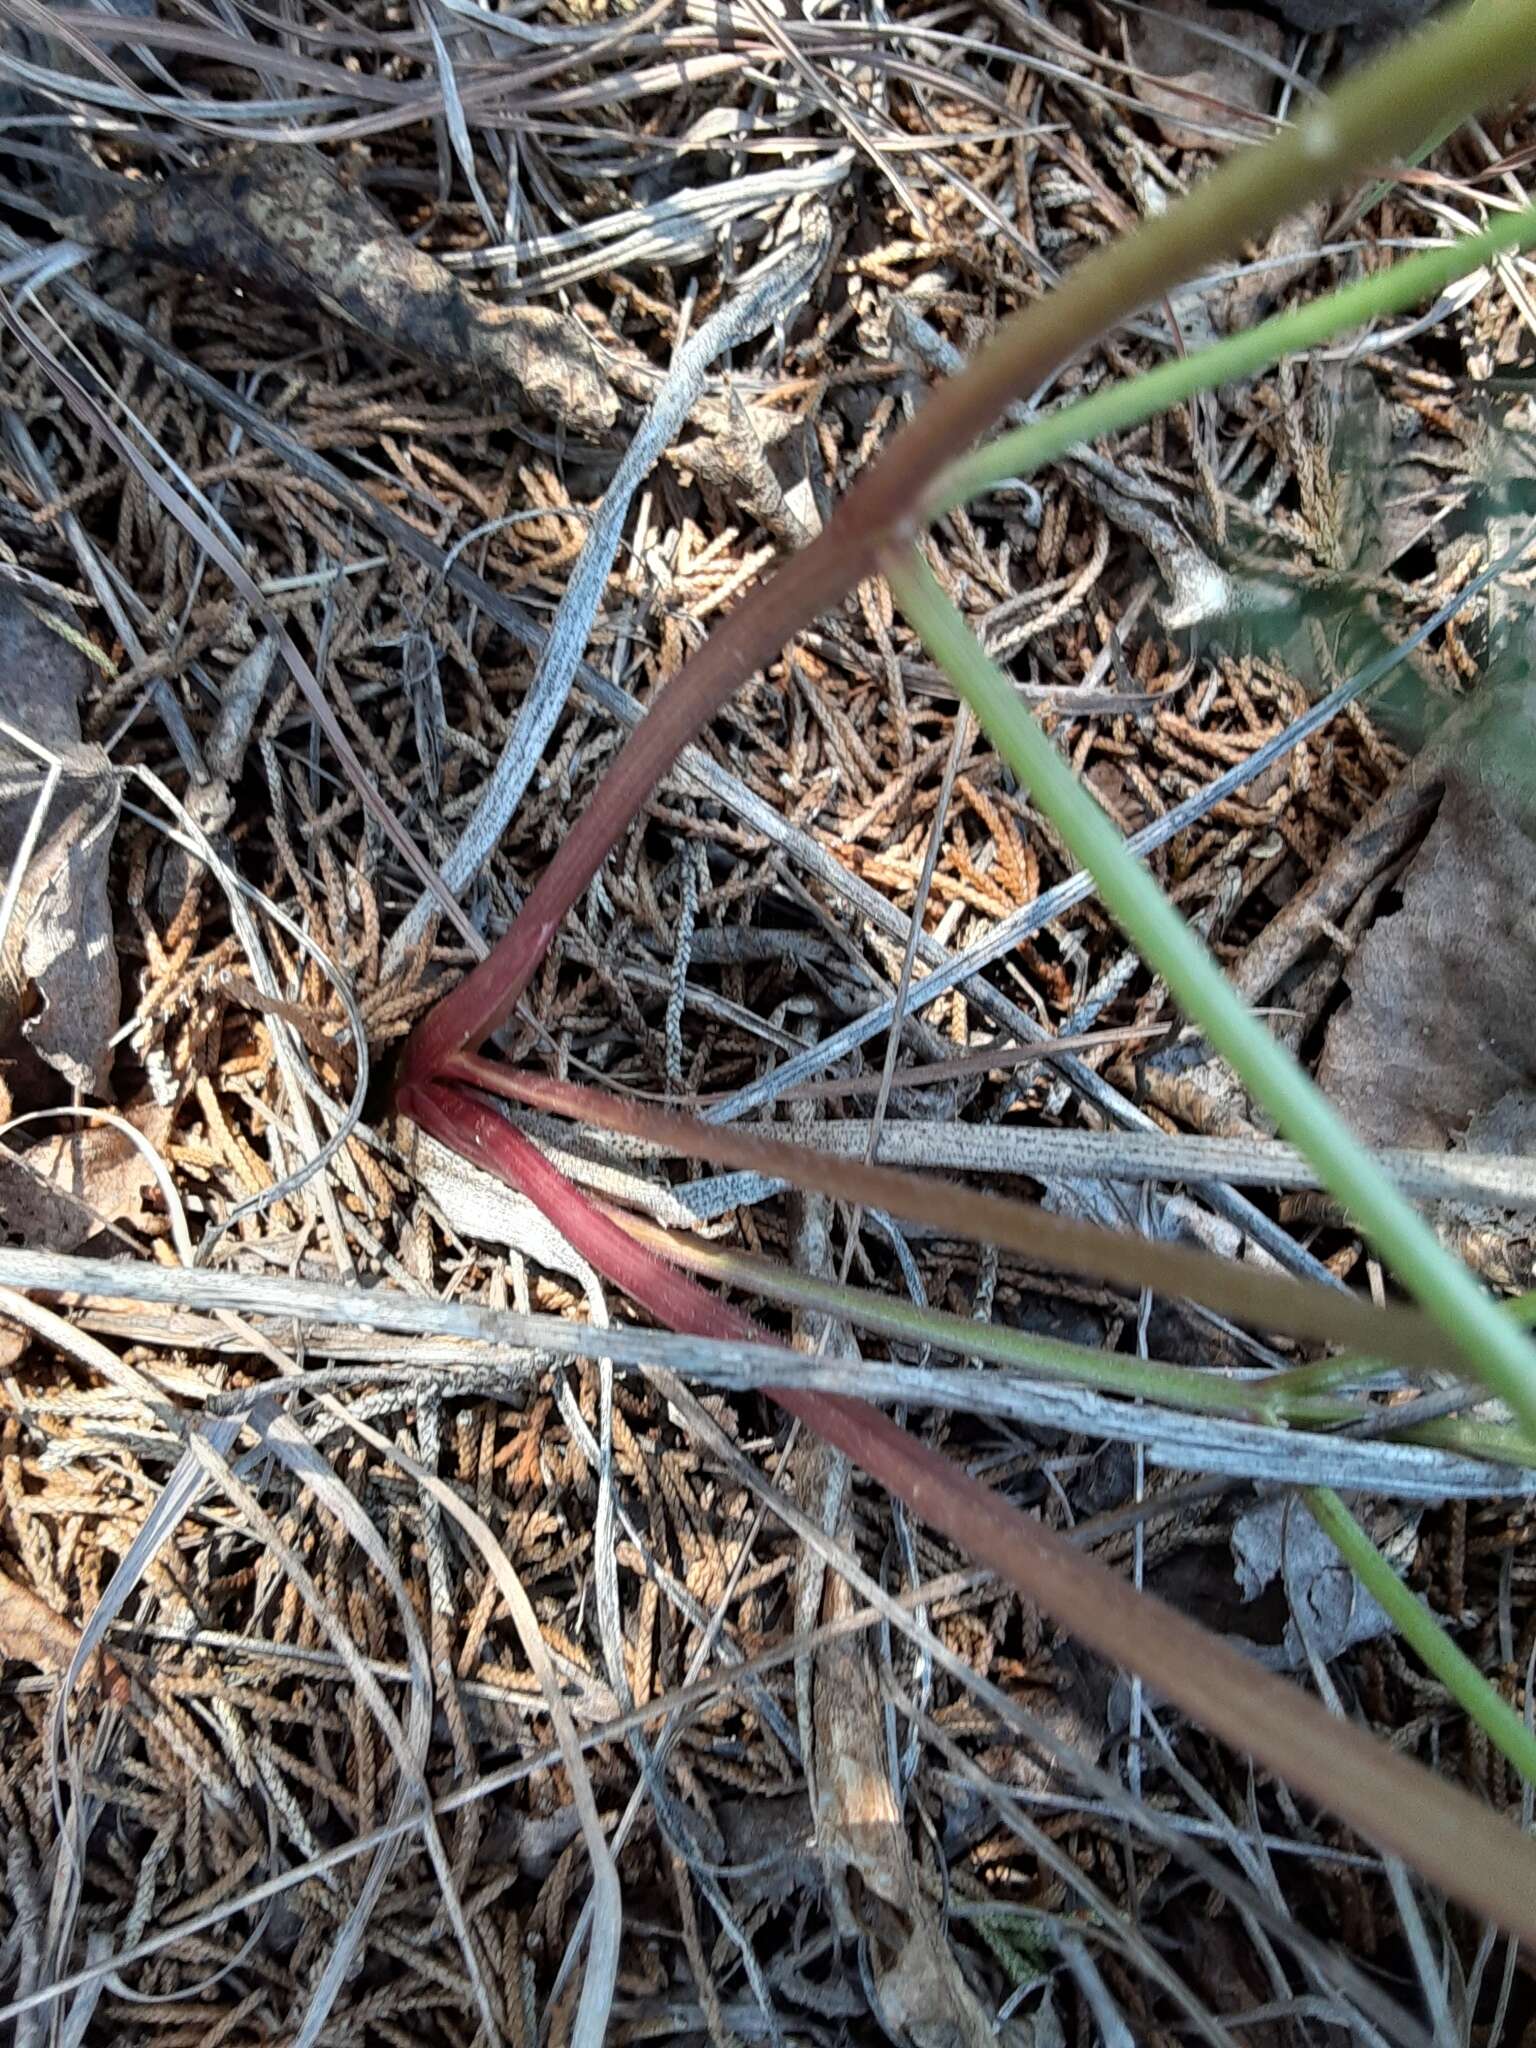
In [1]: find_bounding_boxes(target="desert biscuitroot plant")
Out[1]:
[398,0,1536,1974]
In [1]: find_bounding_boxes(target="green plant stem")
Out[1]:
[627,1219,1536,1466]
[885,548,1536,1437]
[1304,1486,1536,1786]
[1266,1289,1536,1401]
[618,1216,1353,1422]
[932,206,1536,516]
[1404,1416,1536,1468]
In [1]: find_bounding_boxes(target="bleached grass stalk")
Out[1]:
[396,1079,1536,1937]
[382,225,828,973]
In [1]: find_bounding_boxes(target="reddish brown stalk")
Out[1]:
[398,1074,1536,1945]
[403,537,852,1075]
[404,11,1530,1076]
[393,4,1536,1940]
[441,1056,1449,1367]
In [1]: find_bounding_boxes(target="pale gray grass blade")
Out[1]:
[385,216,832,970]
[3,1245,1527,1496]
[865,704,972,1172]
[741,0,927,235]
[1141,1706,1393,2042]
[55,1931,110,2048]
[41,1411,245,2027]
[420,0,498,242]
[544,1369,801,2036]
[903,1692,1236,2047]
[704,528,1536,1126]
[534,1365,797,1740]
[0,237,89,299]
[0,720,60,964]
[2,1482,1430,2043]
[714,1117,1536,1210]
[0,1105,194,1263]
[0,1286,194,1411]
[1284,1529,1459,2048]
[1469,1646,1535,2046]
[464,156,851,292]
[1057,1931,1139,2048]
[127,769,358,1271]
[5,414,206,779]
[0,1557,977,2033]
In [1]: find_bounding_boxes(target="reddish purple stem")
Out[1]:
[395,1073,1536,1940]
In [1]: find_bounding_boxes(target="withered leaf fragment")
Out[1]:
[0,1564,130,1705]
[1319,681,1536,1152]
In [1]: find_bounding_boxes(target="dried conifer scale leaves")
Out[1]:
[2,1,1535,2036]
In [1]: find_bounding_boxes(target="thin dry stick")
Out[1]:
[0,1244,1519,1497]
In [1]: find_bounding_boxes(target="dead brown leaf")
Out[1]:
[3,1105,174,1253]
[1215,203,1328,334]
[1433,1091,1536,1290]
[0,1564,130,1706]
[77,147,618,439]
[0,1147,103,1250]
[1268,0,1435,29]
[1318,699,1536,1151]
[1123,0,1282,151]
[0,590,120,1097]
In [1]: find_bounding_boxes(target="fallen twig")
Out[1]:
[74,146,618,437]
